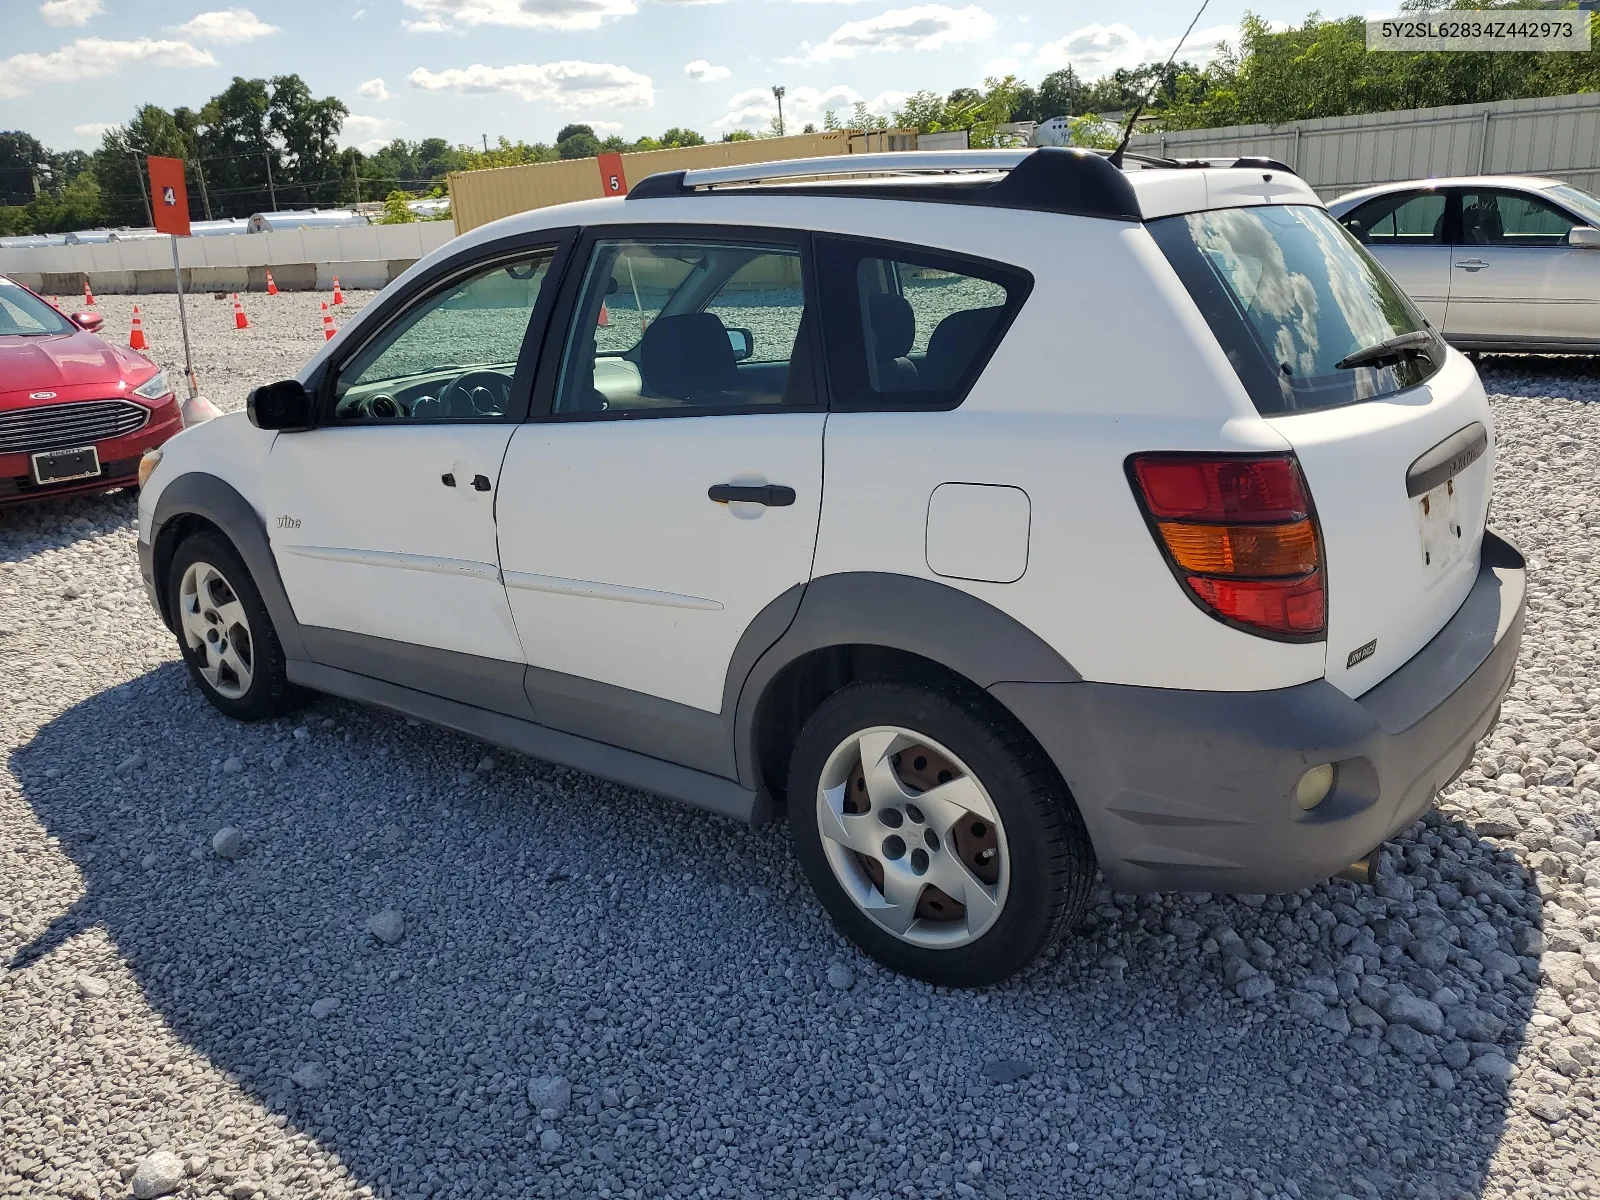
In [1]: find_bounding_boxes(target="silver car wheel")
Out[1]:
[815,726,1010,950]
[178,560,254,700]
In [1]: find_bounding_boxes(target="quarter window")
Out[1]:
[332,251,555,422]
[1457,189,1578,246]
[814,237,1030,410]
[552,237,814,417]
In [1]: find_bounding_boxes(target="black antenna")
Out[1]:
[1109,0,1211,168]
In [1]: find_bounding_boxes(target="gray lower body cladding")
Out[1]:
[993,530,1526,895]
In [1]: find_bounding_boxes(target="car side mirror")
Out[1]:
[1569,226,1600,249]
[606,276,620,295]
[72,311,104,332]
[726,327,754,361]
[247,379,314,431]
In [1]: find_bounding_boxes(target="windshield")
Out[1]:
[1546,183,1600,229]
[0,277,75,336]
[1149,204,1442,415]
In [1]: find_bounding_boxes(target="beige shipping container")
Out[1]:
[448,132,858,234]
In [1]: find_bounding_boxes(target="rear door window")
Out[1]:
[1150,204,1445,415]
[814,237,1031,410]
[1341,191,1446,245]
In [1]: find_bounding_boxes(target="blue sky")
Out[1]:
[2,0,1330,152]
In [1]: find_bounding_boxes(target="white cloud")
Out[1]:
[713,83,901,131]
[39,0,105,26]
[341,113,407,152]
[0,38,216,98]
[172,8,281,43]
[358,77,392,100]
[401,0,637,32]
[793,4,996,64]
[576,118,625,131]
[684,59,730,83]
[1034,21,1237,80]
[72,120,116,141]
[983,57,1020,76]
[408,60,654,109]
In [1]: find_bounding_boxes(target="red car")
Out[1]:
[1,274,183,504]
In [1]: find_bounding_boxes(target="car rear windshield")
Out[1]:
[1148,205,1443,415]
[0,277,74,336]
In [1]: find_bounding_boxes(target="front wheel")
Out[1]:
[787,681,1096,987]
[169,531,299,721]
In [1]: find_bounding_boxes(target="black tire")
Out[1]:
[168,531,300,721]
[788,680,1097,988]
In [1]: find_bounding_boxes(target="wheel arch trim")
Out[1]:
[150,471,308,661]
[731,571,1081,792]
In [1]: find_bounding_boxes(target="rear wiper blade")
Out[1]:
[1335,330,1434,371]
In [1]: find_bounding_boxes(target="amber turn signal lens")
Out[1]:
[136,447,163,489]
[1156,519,1318,577]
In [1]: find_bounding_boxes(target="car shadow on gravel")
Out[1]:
[8,667,1549,1200]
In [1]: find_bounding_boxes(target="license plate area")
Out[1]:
[31,445,101,485]
[1415,475,1464,576]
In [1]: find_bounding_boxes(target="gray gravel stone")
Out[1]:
[309,996,341,1020]
[1383,994,1445,1035]
[72,974,109,998]
[365,908,403,945]
[825,960,854,990]
[131,1150,185,1198]
[539,1128,562,1152]
[211,825,242,859]
[527,1075,571,1118]
[291,1062,329,1089]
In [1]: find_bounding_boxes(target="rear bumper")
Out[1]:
[992,529,1526,894]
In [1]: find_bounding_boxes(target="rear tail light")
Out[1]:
[1129,453,1326,639]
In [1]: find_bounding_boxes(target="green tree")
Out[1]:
[378,189,416,223]
[721,130,755,142]
[658,127,706,148]
[558,129,602,159]
[893,91,950,134]
[0,132,50,207]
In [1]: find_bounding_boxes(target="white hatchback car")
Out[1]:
[1329,174,1600,354]
[137,149,1526,986]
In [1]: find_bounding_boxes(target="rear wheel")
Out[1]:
[169,532,299,720]
[788,681,1096,987]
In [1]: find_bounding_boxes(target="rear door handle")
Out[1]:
[1454,260,1488,271]
[472,474,492,492]
[708,483,796,507]
[441,472,456,487]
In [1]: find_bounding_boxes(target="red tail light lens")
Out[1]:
[1130,452,1325,640]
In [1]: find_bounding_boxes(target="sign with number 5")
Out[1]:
[597,152,629,197]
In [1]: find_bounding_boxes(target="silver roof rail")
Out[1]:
[679,150,1032,190]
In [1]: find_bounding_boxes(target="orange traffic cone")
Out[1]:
[82,279,96,306]
[331,276,344,305]
[265,269,278,296]
[321,301,335,341]
[598,302,610,327]
[232,294,249,329]
[129,305,147,350]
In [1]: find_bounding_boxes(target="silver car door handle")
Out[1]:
[1453,260,1488,271]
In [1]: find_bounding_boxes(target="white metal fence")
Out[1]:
[1130,92,1600,199]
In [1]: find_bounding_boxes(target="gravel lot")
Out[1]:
[3,295,1600,1200]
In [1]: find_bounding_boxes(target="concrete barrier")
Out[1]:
[0,222,454,294]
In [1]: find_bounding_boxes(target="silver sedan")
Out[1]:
[1328,175,1600,354]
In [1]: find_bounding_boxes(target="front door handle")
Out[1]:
[472,474,492,492]
[441,472,457,487]
[1454,260,1488,271]
[708,483,796,507]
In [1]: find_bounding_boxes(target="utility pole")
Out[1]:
[264,151,278,211]
[192,158,213,220]
[353,160,361,205]
[772,86,786,137]
[132,155,153,225]
[482,133,489,152]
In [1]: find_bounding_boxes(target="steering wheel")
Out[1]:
[438,369,511,418]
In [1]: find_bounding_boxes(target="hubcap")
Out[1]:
[816,726,1010,949]
[178,561,254,700]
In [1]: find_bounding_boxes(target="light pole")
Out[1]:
[772,85,786,137]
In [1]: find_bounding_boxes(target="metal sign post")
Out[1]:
[146,155,198,400]
[169,234,198,400]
